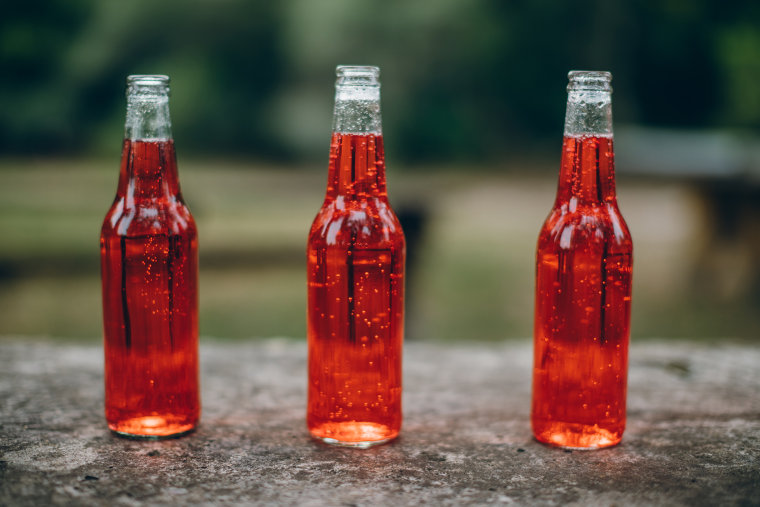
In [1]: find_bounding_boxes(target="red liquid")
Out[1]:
[101,139,199,438]
[532,135,632,449]
[307,133,405,447]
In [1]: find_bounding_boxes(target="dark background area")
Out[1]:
[3,0,758,161]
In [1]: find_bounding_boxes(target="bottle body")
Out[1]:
[531,72,632,449]
[101,76,199,438]
[307,67,405,448]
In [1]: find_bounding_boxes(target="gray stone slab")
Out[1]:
[1,339,758,506]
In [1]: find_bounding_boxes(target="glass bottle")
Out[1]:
[531,71,633,449]
[307,66,405,448]
[100,75,200,439]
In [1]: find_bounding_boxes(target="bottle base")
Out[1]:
[108,416,197,440]
[309,421,398,449]
[533,422,622,449]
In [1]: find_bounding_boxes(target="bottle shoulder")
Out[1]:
[101,197,197,238]
[308,197,404,247]
[539,202,632,251]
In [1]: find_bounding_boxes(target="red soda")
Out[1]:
[532,71,633,449]
[101,75,199,439]
[307,129,405,445]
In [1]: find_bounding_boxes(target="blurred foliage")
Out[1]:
[1,0,759,162]
[4,161,758,341]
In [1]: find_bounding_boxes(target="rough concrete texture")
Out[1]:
[0,339,758,506]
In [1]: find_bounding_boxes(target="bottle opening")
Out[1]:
[336,65,380,87]
[128,75,170,85]
[567,70,612,92]
[127,75,170,98]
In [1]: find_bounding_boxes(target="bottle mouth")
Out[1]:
[336,65,380,87]
[567,70,612,92]
[128,74,170,85]
[127,74,170,97]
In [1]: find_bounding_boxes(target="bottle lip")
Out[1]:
[335,65,380,89]
[336,65,380,79]
[127,75,170,97]
[567,70,612,92]
[127,74,170,85]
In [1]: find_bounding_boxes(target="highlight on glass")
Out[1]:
[531,71,633,449]
[306,65,406,448]
[100,75,200,439]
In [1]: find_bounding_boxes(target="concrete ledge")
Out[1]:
[1,339,758,505]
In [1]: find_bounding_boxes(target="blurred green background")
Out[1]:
[1,0,759,341]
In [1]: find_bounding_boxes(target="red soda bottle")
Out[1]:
[531,71,633,449]
[307,66,405,448]
[100,75,200,438]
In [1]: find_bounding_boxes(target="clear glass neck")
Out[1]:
[564,70,613,137]
[125,75,172,141]
[332,65,382,134]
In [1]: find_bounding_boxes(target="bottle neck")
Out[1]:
[332,82,382,135]
[556,135,616,206]
[325,133,386,200]
[125,95,172,141]
[556,71,616,206]
[117,75,179,203]
[117,139,181,203]
[326,66,385,200]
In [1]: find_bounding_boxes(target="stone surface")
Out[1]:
[1,338,759,506]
